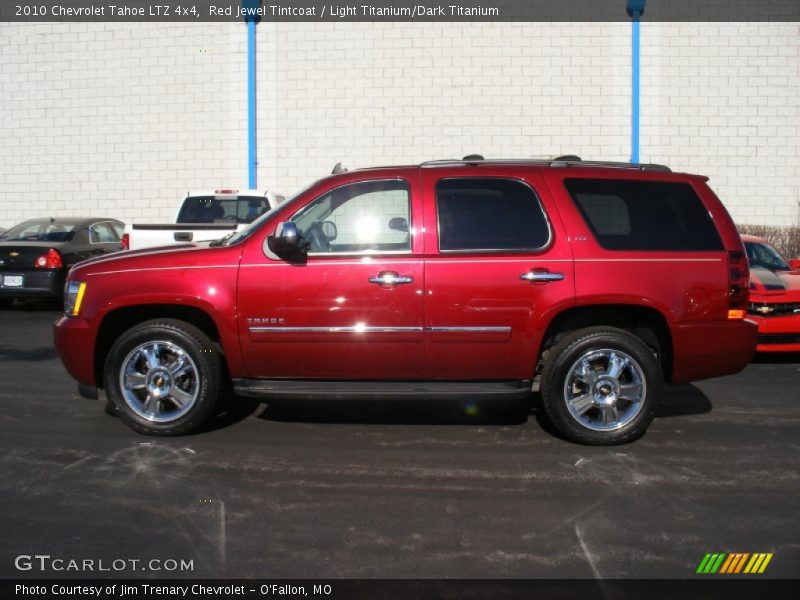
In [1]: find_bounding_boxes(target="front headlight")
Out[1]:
[64,281,87,317]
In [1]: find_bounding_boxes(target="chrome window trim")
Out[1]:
[308,250,413,257]
[434,176,553,255]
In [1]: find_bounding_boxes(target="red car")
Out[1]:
[743,234,800,352]
[54,157,757,445]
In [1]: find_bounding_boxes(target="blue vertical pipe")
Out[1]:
[627,0,646,163]
[247,19,257,189]
[631,14,640,164]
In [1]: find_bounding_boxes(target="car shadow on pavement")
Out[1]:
[1,298,62,312]
[194,396,265,433]
[0,343,58,362]
[250,383,711,428]
[255,396,531,426]
[106,383,714,433]
[653,383,713,418]
[105,395,267,434]
[751,352,800,364]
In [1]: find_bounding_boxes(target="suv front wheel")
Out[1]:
[540,327,661,445]
[104,319,223,436]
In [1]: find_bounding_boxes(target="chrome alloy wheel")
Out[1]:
[118,341,200,423]
[562,348,646,431]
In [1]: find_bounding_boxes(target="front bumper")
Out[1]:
[54,315,97,387]
[748,314,800,352]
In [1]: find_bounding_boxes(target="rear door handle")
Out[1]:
[520,270,565,283]
[369,271,414,286]
[174,232,193,242]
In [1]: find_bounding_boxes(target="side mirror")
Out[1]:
[790,258,800,271]
[267,222,309,256]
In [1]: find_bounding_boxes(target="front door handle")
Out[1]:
[369,271,414,286]
[520,270,565,283]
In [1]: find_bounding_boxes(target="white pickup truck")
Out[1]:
[123,189,284,251]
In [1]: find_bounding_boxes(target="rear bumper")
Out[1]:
[670,319,757,384]
[53,315,97,387]
[0,269,64,299]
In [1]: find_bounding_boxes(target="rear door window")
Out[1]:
[436,178,550,252]
[564,179,723,251]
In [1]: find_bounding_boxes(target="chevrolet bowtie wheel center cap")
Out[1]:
[146,369,173,397]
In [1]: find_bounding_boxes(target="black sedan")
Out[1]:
[0,217,125,308]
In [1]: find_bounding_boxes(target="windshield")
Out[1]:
[220,183,316,246]
[177,196,271,225]
[745,241,791,271]
[1,221,76,242]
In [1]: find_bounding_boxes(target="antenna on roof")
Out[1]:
[331,162,347,174]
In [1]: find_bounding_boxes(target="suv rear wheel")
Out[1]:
[104,319,223,436]
[540,327,661,445]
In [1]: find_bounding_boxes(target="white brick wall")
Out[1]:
[0,22,248,226]
[643,22,800,227]
[0,21,798,229]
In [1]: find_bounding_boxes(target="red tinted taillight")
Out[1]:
[121,233,129,250]
[34,248,63,269]
[727,250,748,319]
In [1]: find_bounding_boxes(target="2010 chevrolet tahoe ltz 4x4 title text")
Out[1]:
[54,157,757,445]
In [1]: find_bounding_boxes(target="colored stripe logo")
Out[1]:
[696,552,773,574]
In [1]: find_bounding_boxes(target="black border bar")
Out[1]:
[4,579,800,600]
[2,1,800,22]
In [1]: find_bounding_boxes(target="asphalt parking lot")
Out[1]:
[1,302,798,579]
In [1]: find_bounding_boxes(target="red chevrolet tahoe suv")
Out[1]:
[54,158,757,445]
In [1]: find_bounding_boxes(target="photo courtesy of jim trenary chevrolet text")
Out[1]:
[1,0,799,599]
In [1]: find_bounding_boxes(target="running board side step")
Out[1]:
[232,379,533,401]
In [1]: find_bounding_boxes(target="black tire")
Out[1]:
[0,299,13,310]
[104,319,223,436]
[539,327,661,445]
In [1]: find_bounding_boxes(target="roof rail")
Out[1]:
[550,159,672,172]
[419,157,671,172]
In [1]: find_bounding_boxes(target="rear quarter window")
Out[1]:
[564,179,723,251]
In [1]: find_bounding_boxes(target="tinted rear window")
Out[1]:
[564,179,723,251]
[177,196,270,224]
[437,178,550,252]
